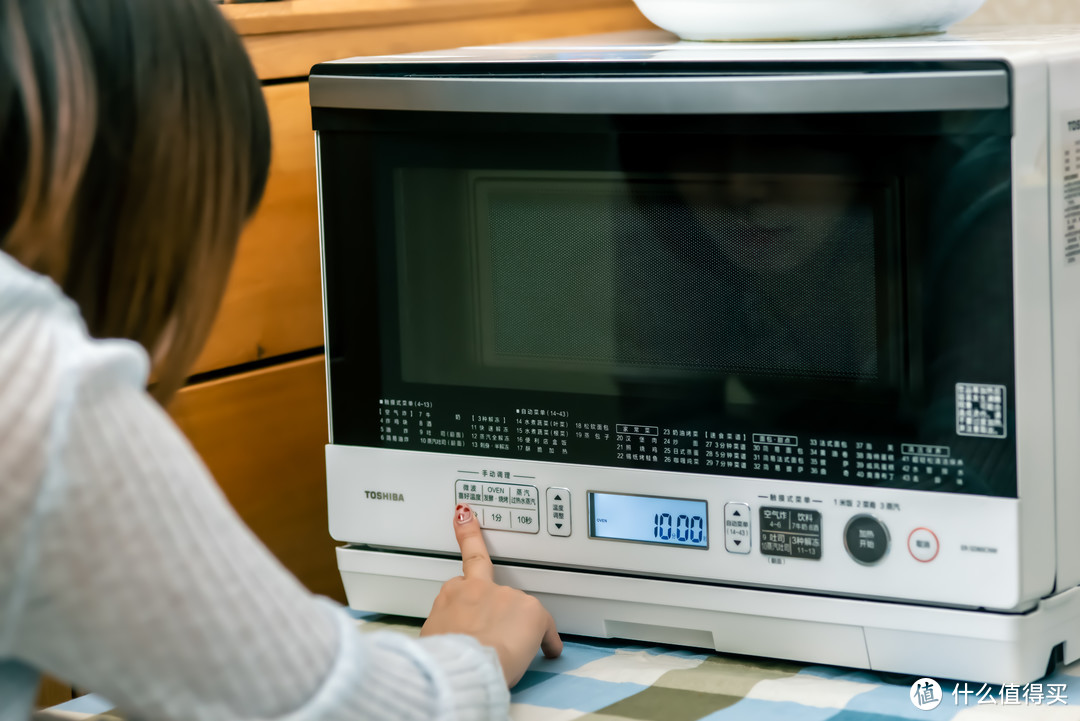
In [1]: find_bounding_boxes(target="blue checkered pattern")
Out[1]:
[35,613,1080,720]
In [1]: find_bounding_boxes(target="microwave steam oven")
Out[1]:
[311,28,1080,684]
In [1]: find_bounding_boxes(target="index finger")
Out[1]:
[454,504,494,582]
[540,609,563,659]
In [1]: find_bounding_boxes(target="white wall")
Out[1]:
[962,0,1080,25]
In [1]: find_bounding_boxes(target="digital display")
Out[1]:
[589,492,708,548]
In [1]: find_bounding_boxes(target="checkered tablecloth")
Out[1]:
[37,611,1080,721]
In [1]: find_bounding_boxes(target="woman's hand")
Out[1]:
[420,504,563,687]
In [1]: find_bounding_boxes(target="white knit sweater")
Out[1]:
[0,251,508,721]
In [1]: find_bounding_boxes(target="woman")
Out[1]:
[0,1,559,719]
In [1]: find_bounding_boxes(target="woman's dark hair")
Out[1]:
[0,0,271,403]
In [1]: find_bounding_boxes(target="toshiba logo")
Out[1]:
[364,491,406,502]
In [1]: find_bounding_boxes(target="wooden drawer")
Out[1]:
[170,356,344,602]
[191,82,323,376]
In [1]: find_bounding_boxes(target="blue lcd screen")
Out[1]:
[588,492,708,548]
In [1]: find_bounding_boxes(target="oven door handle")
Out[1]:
[309,70,1008,115]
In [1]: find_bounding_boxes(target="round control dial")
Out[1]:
[844,514,890,565]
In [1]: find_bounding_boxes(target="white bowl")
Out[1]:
[631,0,986,41]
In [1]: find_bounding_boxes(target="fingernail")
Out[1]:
[456,504,473,524]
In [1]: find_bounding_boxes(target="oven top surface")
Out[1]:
[313,26,1080,71]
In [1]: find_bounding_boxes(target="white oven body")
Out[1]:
[315,28,1080,683]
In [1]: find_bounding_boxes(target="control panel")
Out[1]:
[455,480,539,533]
[452,477,935,572]
[453,480,906,568]
[455,479,575,538]
[327,445,1022,610]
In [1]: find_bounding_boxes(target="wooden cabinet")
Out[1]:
[34,677,73,710]
[171,357,342,601]
[225,0,654,81]
[190,82,322,376]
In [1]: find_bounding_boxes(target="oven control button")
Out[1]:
[513,486,539,510]
[546,487,571,536]
[510,509,540,533]
[908,527,940,562]
[482,483,512,506]
[479,507,511,530]
[844,514,889,565]
[724,502,752,553]
[456,479,482,505]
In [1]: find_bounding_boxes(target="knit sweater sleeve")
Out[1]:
[0,266,508,721]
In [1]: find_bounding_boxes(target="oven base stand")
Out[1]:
[337,545,1080,685]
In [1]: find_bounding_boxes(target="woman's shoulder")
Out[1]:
[0,250,150,404]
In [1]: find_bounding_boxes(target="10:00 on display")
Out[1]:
[588,492,709,548]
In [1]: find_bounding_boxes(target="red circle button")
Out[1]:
[908,527,940,562]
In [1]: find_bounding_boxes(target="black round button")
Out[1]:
[844,514,890,565]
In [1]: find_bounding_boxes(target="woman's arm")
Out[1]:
[6,323,507,721]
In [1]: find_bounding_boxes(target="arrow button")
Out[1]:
[724,502,752,554]
[546,487,571,537]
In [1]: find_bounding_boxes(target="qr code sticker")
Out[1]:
[955,383,1007,438]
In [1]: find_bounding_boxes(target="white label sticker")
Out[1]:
[1064,116,1080,266]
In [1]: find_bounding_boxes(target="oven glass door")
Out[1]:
[317,107,1016,498]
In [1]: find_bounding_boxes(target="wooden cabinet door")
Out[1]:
[170,356,344,602]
